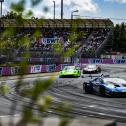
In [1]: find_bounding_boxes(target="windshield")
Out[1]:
[64,66,75,71]
[86,65,96,69]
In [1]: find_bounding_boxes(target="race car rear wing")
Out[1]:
[81,74,110,79]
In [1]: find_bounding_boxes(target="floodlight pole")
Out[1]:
[71,10,79,28]
[61,0,63,19]
[0,1,2,17]
[53,1,55,20]
[70,10,79,63]
[0,0,4,17]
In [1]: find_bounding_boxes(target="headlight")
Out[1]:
[60,71,63,74]
[74,71,77,73]
[106,84,115,89]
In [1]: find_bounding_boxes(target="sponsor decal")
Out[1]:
[11,67,19,75]
[46,64,56,72]
[0,67,3,76]
[40,38,59,45]
[88,59,103,64]
[113,59,126,64]
[30,65,42,73]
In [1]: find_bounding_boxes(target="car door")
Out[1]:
[92,78,101,93]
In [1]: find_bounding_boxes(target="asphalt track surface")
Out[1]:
[0,64,126,126]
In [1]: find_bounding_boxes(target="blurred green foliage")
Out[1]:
[0,83,10,95]
[0,0,81,125]
[11,0,25,13]
[113,23,126,52]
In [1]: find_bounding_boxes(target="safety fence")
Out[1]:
[0,59,126,76]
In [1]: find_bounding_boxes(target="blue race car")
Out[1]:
[83,77,126,97]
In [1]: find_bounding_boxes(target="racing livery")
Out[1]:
[59,66,81,78]
[83,64,101,74]
[83,77,126,97]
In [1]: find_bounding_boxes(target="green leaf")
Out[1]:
[25,10,33,18]
[31,0,43,6]
[11,0,25,13]
[53,42,63,54]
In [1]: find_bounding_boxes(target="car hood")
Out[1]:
[84,68,96,71]
[61,70,76,73]
[114,87,126,92]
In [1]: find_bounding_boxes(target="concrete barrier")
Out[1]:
[0,59,126,77]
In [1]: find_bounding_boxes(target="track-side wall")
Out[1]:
[0,58,126,76]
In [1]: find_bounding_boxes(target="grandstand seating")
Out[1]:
[81,28,111,58]
[0,18,113,64]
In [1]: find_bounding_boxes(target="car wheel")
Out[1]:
[83,70,86,74]
[83,83,92,93]
[99,86,106,96]
[78,73,81,77]
[97,67,101,73]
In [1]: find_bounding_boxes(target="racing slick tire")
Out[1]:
[78,73,81,77]
[83,70,86,74]
[99,86,111,96]
[59,75,62,78]
[83,70,89,74]
[83,82,93,93]
[99,86,105,96]
[97,67,101,73]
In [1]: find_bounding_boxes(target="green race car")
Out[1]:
[59,66,81,78]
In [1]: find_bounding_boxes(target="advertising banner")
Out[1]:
[41,65,47,73]
[80,58,88,63]
[88,59,103,64]
[29,58,40,62]
[30,65,42,73]
[102,59,113,64]
[0,67,3,76]
[46,64,56,72]
[2,67,11,76]
[43,58,53,64]
[64,57,71,63]
[54,58,60,64]
[11,67,19,75]
[40,38,59,45]
[55,65,61,72]
[113,59,126,64]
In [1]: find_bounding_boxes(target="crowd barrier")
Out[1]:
[0,59,126,76]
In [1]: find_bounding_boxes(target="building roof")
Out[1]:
[0,18,113,28]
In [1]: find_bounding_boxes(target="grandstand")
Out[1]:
[0,18,113,64]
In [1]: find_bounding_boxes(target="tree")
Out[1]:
[0,0,73,126]
[113,22,126,52]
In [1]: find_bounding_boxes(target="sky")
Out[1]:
[2,0,126,24]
